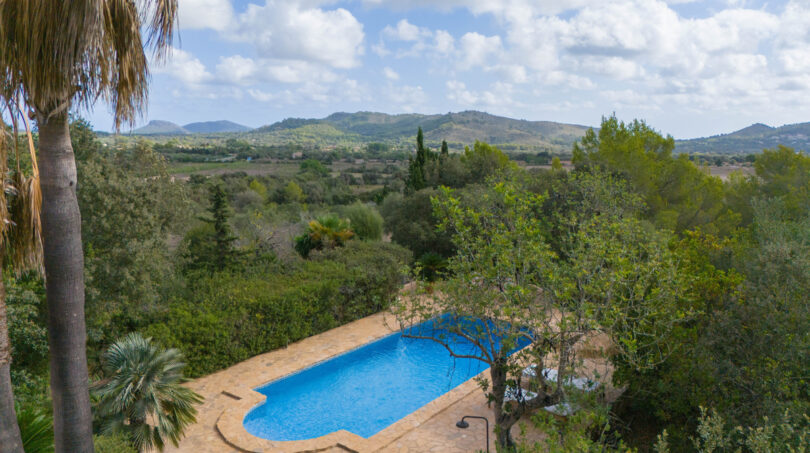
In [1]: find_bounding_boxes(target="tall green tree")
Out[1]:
[184,183,242,273]
[93,333,202,452]
[0,2,178,450]
[395,181,684,450]
[406,127,437,192]
[75,126,187,347]
[572,116,737,235]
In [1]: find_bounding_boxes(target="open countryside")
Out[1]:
[2,1,809,453]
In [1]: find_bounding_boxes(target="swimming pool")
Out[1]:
[243,317,529,441]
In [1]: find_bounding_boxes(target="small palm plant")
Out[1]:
[93,333,202,452]
[294,214,354,258]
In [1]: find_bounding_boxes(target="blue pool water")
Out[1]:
[243,317,529,441]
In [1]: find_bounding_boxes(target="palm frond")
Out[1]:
[0,0,178,128]
[94,332,203,451]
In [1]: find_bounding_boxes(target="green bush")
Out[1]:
[380,189,455,259]
[94,433,136,453]
[293,214,354,258]
[17,404,54,453]
[146,241,410,376]
[340,203,383,241]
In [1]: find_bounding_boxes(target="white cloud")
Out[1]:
[178,0,234,31]
[383,19,426,41]
[383,67,400,80]
[386,84,428,112]
[234,1,365,69]
[215,56,338,85]
[153,48,212,85]
[458,32,502,69]
[376,19,455,59]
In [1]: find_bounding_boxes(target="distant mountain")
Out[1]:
[676,122,810,154]
[183,120,251,134]
[255,111,591,151]
[132,120,189,135]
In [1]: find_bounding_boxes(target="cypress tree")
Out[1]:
[207,183,239,271]
[441,140,449,156]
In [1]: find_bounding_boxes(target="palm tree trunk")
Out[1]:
[0,271,25,453]
[37,111,94,453]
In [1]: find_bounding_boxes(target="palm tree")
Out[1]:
[294,214,355,258]
[93,333,202,452]
[0,106,44,453]
[0,2,178,451]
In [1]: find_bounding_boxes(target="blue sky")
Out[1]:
[87,0,810,139]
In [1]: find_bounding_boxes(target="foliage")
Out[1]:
[294,214,354,258]
[280,181,306,204]
[340,203,383,241]
[415,252,447,282]
[573,116,737,235]
[461,140,514,183]
[94,432,137,453]
[615,196,810,448]
[182,183,244,274]
[299,159,329,176]
[655,408,810,453]
[517,403,632,453]
[6,279,48,373]
[406,127,438,192]
[395,181,685,449]
[76,130,188,349]
[380,190,455,259]
[247,179,268,199]
[17,404,53,453]
[93,333,202,452]
[147,241,409,376]
[750,146,810,220]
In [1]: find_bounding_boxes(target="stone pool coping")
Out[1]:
[214,312,489,452]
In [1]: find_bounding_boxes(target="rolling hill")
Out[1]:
[125,112,810,155]
[183,120,252,133]
[131,120,189,135]
[253,111,592,151]
[676,122,810,154]
[131,119,251,135]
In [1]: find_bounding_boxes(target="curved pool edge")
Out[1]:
[216,364,485,452]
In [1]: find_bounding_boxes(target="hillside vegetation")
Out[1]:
[677,121,810,153]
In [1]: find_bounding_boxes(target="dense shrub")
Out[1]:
[380,189,455,259]
[146,241,410,376]
[94,433,136,453]
[340,203,383,240]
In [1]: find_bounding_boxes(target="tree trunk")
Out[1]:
[490,362,517,452]
[37,111,94,453]
[0,272,25,453]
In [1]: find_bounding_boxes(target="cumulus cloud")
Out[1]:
[458,33,502,69]
[233,1,365,69]
[153,48,212,85]
[376,19,455,58]
[215,56,337,85]
[370,0,810,120]
[178,0,234,31]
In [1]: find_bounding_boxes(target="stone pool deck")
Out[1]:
[164,312,604,452]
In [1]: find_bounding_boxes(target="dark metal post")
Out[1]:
[455,415,489,453]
